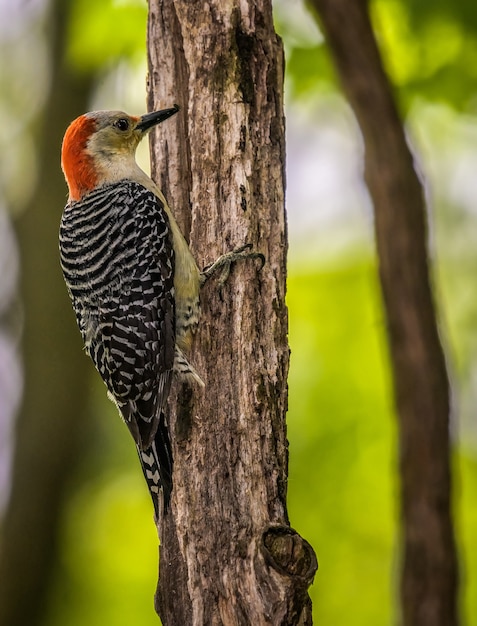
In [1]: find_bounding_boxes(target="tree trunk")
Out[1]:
[146,1,317,624]
[0,2,95,625]
[308,1,459,625]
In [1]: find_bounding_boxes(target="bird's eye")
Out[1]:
[114,118,129,131]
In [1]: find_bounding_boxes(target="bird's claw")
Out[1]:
[200,243,265,288]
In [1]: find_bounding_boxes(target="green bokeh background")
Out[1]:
[1,0,477,624]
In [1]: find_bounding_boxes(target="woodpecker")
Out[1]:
[59,106,264,517]
[59,105,204,517]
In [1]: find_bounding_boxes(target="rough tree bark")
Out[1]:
[146,1,317,624]
[308,1,458,625]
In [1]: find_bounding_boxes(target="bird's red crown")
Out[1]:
[61,115,98,202]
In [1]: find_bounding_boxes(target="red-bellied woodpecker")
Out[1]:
[59,106,263,517]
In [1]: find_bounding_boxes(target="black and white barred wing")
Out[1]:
[97,184,176,450]
[60,181,176,449]
[60,181,176,513]
[104,273,175,451]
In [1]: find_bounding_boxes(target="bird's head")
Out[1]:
[61,105,180,201]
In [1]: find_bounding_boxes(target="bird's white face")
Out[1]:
[85,111,144,160]
[82,111,149,188]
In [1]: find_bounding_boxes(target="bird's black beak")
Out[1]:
[136,105,180,132]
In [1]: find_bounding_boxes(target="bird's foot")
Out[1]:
[200,243,265,288]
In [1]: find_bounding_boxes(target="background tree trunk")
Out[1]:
[146,1,317,624]
[0,2,94,624]
[308,1,459,625]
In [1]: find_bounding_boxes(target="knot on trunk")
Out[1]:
[261,525,317,585]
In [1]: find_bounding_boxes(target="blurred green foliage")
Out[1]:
[66,0,147,71]
[279,0,477,111]
[287,260,398,625]
[14,0,477,623]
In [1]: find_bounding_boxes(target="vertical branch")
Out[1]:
[147,0,316,624]
[308,1,458,625]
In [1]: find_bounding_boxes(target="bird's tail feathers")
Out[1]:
[138,410,173,518]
